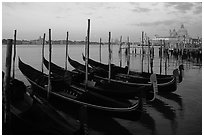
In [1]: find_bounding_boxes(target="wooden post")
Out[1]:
[108,32,111,82]
[150,43,154,74]
[119,36,122,67]
[141,31,144,72]
[147,38,150,73]
[41,33,45,73]
[3,39,13,134]
[127,37,130,75]
[142,31,144,55]
[150,57,153,74]
[85,19,90,90]
[165,55,167,75]
[65,31,69,70]
[160,40,162,75]
[159,57,162,75]
[12,30,16,79]
[84,36,88,90]
[164,42,167,75]
[81,20,90,134]
[99,38,102,63]
[87,19,90,61]
[48,29,52,99]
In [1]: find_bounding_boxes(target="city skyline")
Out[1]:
[2,2,202,42]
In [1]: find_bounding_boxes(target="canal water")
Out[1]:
[2,44,202,135]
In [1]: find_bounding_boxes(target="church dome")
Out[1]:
[177,24,188,37]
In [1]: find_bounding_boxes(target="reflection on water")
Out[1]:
[139,108,156,134]
[87,113,132,135]
[2,45,202,134]
[146,98,176,121]
[146,98,177,134]
[157,92,183,110]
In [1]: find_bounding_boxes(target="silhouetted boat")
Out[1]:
[2,72,78,135]
[43,57,154,100]
[82,54,184,83]
[69,56,178,93]
[18,58,143,117]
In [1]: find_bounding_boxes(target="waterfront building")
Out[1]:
[151,24,200,50]
[30,36,43,45]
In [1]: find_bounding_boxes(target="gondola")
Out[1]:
[82,54,184,83]
[2,72,78,135]
[18,58,143,118]
[68,56,179,93]
[43,57,154,100]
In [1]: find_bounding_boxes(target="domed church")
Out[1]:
[169,24,190,43]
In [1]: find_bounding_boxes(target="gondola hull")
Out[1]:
[18,58,143,119]
[69,56,178,93]
[43,57,153,99]
[2,74,78,135]
[82,54,184,83]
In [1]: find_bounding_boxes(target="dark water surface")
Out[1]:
[2,44,202,135]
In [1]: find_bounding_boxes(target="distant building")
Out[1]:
[60,40,65,45]
[30,36,43,45]
[152,24,193,49]
[37,36,43,45]
[21,40,30,45]
[188,38,202,49]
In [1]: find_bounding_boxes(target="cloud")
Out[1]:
[193,3,202,14]
[3,2,32,9]
[165,2,194,13]
[130,3,152,13]
[132,7,151,13]
[83,12,93,15]
[105,6,117,10]
[133,20,176,27]
[151,3,159,6]
[56,16,64,19]
[3,2,14,8]
[129,2,140,6]
[85,2,107,11]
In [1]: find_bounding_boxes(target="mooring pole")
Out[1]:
[119,36,122,67]
[41,33,45,73]
[3,39,13,134]
[85,19,90,91]
[160,40,163,75]
[127,37,130,75]
[99,38,102,63]
[165,55,167,75]
[141,31,144,72]
[12,30,16,79]
[65,31,69,70]
[150,58,153,74]
[80,19,90,135]
[164,41,167,75]
[150,43,154,74]
[108,32,111,82]
[48,29,52,99]
[147,38,150,73]
[87,20,90,61]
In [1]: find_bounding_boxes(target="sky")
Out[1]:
[2,2,202,42]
